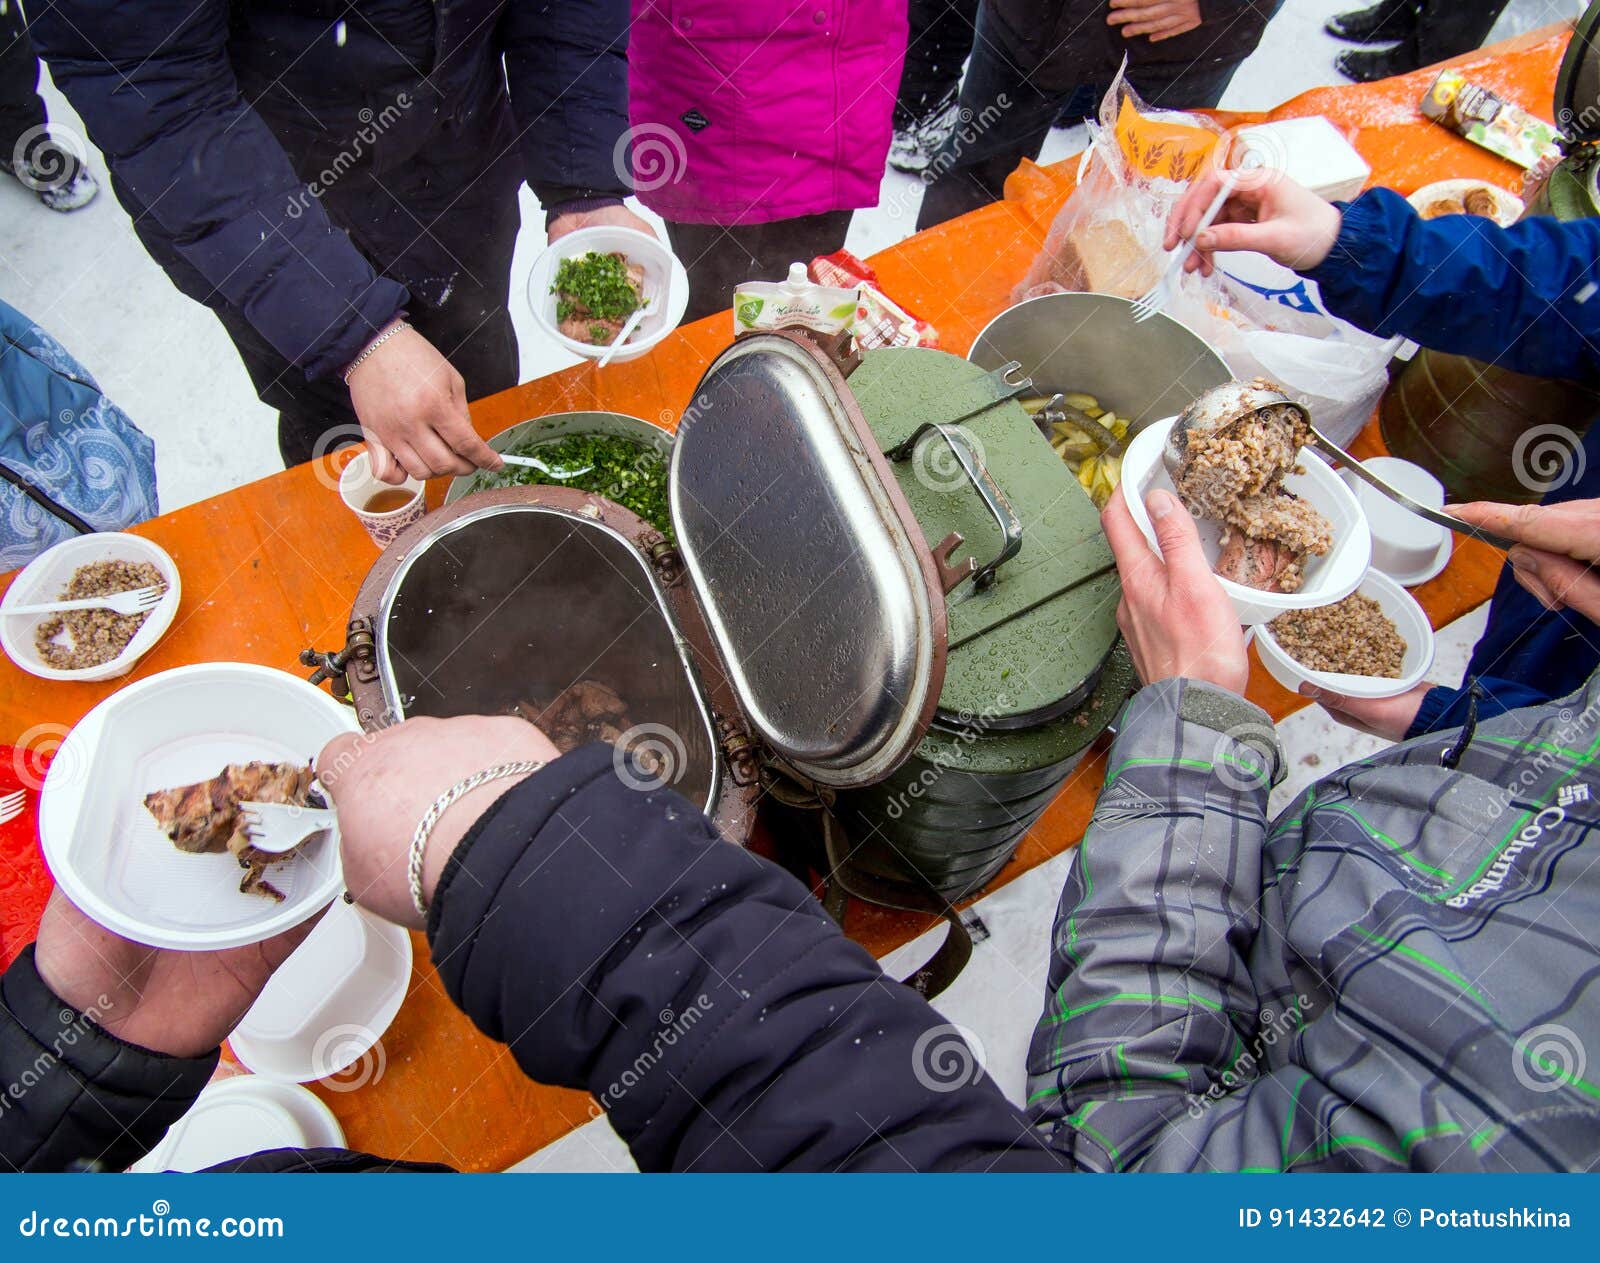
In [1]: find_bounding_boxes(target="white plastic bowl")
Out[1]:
[1,532,180,681]
[229,900,412,1083]
[130,1076,344,1172]
[1342,456,1452,587]
[527,226,689,363]
[38,662,357,951]
[1254,568,1436,700]
[1122,416,1372,625]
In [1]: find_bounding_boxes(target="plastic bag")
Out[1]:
[1014,62,1225,304]
[1167,254,1399,447]
[1014,65,1394,444]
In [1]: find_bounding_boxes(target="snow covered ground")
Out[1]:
[0,0,1565,1171]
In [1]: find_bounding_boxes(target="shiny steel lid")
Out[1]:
[670,333,947,788]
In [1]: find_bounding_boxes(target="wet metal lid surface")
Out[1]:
[671,334,946,788]
[845,348,1119,727]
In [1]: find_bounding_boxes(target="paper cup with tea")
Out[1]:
[338,451,426,547]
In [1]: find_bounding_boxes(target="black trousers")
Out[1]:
[1409,0,1510,66]
[916,8,1241,231]
[0,0,46,159]
[664,211,855,325]
[895,0,980,128]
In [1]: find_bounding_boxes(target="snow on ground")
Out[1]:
[0,0,1561,1171]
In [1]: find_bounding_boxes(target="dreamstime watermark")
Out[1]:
[882,693,1017,821]
[1186,994,1313,1119]
[907,424,987,495]
[885,97,1012,221]
[307,423,369,493]
[9,124,88,192]
[0,994,112,1120]
[612,722,688,792]
[1511,423,1587,495]
[615,122,688,194]
[911,1022,986,1093]
[284,93,413,219]
[1208,122,1292,195]
[10,721,81,792]
[593,994,714,1111]
[1469,692,1600,829]
[1210,721,1278,794]
[1512,1022,1587,1095]
[17,1202,284,1240]
[311,1022,388,1091]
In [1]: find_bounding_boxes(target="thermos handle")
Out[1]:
[885,420,1023,593]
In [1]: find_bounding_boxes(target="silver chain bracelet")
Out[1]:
[343,319,411,385]
[409,760,544,917]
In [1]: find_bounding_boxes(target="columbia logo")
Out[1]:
[1558,783,1590,807]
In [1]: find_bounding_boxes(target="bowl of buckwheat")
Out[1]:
[1,533,180,682]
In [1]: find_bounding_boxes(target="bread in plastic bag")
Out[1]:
[1014,60,1225,305]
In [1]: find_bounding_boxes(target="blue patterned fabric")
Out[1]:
[0,297,159,571]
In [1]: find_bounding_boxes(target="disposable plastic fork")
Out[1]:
[0,790,25,827]
[238,800,338,854]
[597,293,659,368]
[1130,178,1233,324]
[4,586,165,617]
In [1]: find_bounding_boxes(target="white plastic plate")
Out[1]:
[39,663,357,951]
[1254,568,1436,700]
[526,225,689,362]
[0,532,180,682]
[130,1076,344,1172]
[1123,416,1372,625]
[229,900,412,1083]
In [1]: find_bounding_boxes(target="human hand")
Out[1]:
[1448,498,1600,621]
[346,323,503,484]
[547,203,658,244]
[34,891,323,1059]
[1298,680,1431,741]
[1165,166,1344,276]
[1102,485,1249,694]
[1107,0,1201,41]
[317,716,562,929]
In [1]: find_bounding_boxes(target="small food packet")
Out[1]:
[1420,70,1561,171]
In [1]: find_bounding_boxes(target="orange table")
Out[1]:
[0,24,1570,1170]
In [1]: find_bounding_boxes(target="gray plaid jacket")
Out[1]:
[1026,676,1600,1171]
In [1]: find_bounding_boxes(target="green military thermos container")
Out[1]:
[1382,3,1600,501]
[663,333,1132,910]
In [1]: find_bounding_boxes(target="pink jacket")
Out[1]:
[627,1,907,225]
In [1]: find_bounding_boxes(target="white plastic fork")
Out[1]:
[597,293,659,368]
[0,789,25,827]
[238,800,337,854]
[4,586,165,617]
[1129,177,1234,324]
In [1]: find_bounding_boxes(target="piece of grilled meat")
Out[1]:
[143,761,319,902]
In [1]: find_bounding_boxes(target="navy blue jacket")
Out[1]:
[1,745,1063,1173]
[29,1,631,381]
[1304,188,1600,735]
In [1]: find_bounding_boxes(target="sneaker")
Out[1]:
[2,141,100,212]
[889,90,963,174]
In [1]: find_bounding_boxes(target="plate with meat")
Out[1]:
[38,663,357,951]
[527,225,689,363]
[1119,409,1370,625]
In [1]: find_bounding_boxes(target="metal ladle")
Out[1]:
[1161,381,1516,552]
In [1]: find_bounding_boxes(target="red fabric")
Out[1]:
[0,745,54,969]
